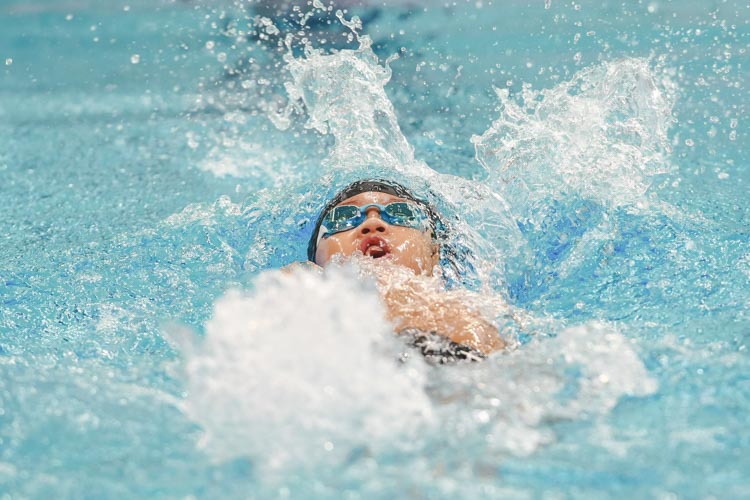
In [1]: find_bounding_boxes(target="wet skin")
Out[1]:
[312,191,506,354]
[314,191,439,275]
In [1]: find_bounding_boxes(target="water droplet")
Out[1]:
[186,132,199,150]
[130,54,140,64]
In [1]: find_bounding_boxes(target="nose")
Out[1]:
[358,206,387,235]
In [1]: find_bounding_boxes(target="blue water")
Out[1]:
[1,0,748,497]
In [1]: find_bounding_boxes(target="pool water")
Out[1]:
[1,0,748,497]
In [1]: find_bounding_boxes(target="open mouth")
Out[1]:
[360,236,391,259]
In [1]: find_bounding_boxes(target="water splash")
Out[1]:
[429,322,658,458]
[178,264,433,474]
[473,58,676,220]
[267,35,679,288]
[276,33,419,173]
[268,27,524,287]
[176,262,656,484]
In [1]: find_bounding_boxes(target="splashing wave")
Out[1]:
[473,58,676,218]
[178,264,433,473]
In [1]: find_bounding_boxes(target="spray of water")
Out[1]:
[177,264,433,474]
[266,19,525,287]
[176,262,656,477]
[461,322,658,457]
[175,7,664,481]
[275,32,418,173]
[472,57,676,221]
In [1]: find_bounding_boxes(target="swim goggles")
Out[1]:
[319,202,430,239]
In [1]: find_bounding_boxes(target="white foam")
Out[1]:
[179,264,433,474]
[279,34,420,173]
[473,58,676,216]
[273,34,524,282]
[429,321,657,457]
[177,259,657,472]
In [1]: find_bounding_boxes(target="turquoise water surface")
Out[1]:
[1,0,748,497]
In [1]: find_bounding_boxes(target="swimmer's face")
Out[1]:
[314,191,439,276]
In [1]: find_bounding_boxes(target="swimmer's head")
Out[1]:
[308,179,445,276]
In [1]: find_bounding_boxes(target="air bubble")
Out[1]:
[4,58,12,66]
[130,54,140,64]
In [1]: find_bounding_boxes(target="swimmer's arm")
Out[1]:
[383,285,506,355]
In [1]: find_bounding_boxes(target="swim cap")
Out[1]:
[307,179,443,262]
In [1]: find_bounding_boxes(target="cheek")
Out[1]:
[315,235,353,265]
[391,231,436,268]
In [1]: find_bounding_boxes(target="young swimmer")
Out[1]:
[304,179,506,362]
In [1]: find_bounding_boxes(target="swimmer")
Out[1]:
[297,179,507,362]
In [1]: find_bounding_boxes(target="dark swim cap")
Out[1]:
[307,179,444,262]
